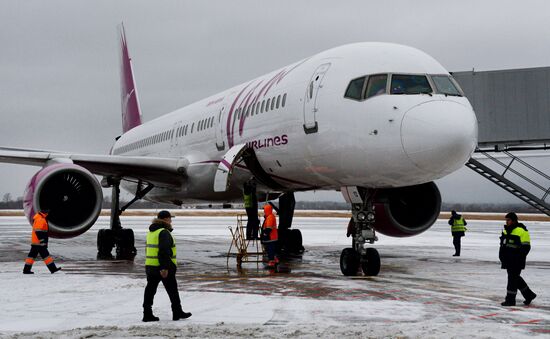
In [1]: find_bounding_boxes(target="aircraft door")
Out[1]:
[303,63,331,134]
[215,104,227,151]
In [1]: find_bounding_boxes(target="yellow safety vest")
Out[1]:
[243,193,253,208]
[145,228,177,266]
[502,226,530,248]
[451,217,466,232]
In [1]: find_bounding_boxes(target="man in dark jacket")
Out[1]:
[243,178,260,240]
[142,210,191,321]
[448,210,467,256]
[499,212,537,306]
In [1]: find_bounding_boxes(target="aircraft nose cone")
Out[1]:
[401,100,478,174]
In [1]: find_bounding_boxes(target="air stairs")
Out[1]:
[466,150,550,216]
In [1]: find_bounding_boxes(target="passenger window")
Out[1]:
[191,123,194,133]
[391,74,432,95]
[261,100,265,113]
[365,74,388,99]
[276,95,280,109]
[271,97,275,110]
[266,99,270,112]
[251,103,255,116]
[344,77,366,100]
[282,93,287,107]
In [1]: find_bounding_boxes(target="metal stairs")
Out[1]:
[466,150,550,216]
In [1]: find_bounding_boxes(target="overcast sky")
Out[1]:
[1,0,550,204]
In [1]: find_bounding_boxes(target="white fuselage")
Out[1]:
[111,42,478,203]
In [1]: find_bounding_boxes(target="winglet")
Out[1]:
[119,23,142,133]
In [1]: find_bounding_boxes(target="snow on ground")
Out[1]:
[1,216,550,338]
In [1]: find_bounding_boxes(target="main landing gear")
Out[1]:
[97,178,154,260]
[340,190,381,276]
[273,193,304,256]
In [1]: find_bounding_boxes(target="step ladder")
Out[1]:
[466,150,550,216]
[227,215,264,268]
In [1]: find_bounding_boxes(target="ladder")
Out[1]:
[227,215,264,268]
[466,151,550,216]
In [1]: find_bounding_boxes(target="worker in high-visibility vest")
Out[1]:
[448,210,467,256]
[23,209,61,274]
[499,212,537,306]
[261,204,278,267]
[243,178,260,240]
[142,210,191,322]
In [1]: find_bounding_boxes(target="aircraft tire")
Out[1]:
[97,229,114,259]
[290,229,304,253]
[340,248,360,276]
[361,248,380,276]
[116,228,137,259]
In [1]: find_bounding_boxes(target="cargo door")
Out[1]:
[213,143,248,192]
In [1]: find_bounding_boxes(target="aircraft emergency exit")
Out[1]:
[0,25,477,276]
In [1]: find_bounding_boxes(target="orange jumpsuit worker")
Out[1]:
[261,204,278,267]
[23,209,61,274]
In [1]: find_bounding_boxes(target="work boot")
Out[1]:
[501,293,516,307]
[521,288,537,305]
[47,263,62,274]
[172,306,192,320]
[142,308,159,322]
[452,253,460,257]
[23,265,34,274]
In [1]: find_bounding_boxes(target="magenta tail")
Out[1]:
[119,23,142,133]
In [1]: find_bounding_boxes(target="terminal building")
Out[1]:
[452,67,550,214]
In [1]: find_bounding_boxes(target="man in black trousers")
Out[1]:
[499,212,537,306]
[143,210,191,321]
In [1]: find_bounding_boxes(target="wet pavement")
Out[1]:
[2,215,550,336]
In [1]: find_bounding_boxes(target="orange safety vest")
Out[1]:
[263,206,278,241]
[31,212,48,246]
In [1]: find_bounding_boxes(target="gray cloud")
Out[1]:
[1,0,550,203]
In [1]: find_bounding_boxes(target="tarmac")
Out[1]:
[1,215,550,338]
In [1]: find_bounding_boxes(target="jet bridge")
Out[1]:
[453,67,550,215]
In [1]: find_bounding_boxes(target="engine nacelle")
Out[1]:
[372,182,441,237]
[23,163,103,238]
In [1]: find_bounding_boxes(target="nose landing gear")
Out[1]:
[340,188,381,276]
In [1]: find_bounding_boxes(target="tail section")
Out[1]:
[119,23,142,133]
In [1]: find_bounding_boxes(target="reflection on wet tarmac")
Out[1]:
[2,216,550,334]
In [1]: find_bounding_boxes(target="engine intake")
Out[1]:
[372,182,441,237]
[24,164,103,238]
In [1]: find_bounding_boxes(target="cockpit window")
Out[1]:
[365,74,387,99]
[344,76,366,100]
[390,74,432,95]
[431,75,462,96]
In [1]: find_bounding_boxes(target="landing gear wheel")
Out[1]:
[292,230,305,254]
[288,229,304,254]
[115,228,137,260]
[361,248,380,276]
[340,248,360,276]
[97,229,114,259]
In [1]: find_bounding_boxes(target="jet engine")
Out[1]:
[23,163,103,238]
[372,182,441,237]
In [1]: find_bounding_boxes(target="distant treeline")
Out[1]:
[0,193,540,213]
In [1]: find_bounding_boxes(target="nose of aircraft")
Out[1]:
[401,100,478,175]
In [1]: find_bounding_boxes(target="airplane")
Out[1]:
[0,25,477,276]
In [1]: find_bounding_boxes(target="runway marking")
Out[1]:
[513,319,542,326]
[473,313,499,319]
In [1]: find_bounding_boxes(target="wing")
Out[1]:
[0,147,188,188]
